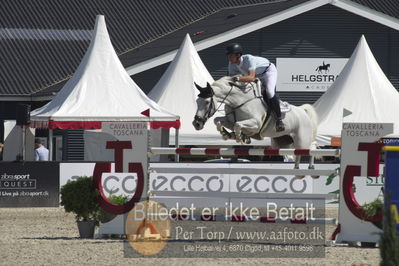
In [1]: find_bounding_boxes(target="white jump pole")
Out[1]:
[150,147,340,157]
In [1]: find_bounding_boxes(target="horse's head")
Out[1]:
[192,82,217,130]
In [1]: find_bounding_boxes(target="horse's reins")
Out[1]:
[223,82,261,117]
[200,80,270,135]
[213,82,235,115]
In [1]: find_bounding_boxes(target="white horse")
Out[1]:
[192,76,318,169]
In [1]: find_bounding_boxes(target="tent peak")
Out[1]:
[30,15,179,129]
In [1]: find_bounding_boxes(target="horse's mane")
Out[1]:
[212,76,233,89]
[212,76,253,95]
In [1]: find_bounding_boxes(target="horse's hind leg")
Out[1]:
[294,155,306,179]
[308,156,320,179]
[271,135,295,162]
[292,128,313,179]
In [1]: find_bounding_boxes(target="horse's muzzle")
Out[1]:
[193,115,206,130]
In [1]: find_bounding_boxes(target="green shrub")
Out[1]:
[361,198,383,219]
[108,194,128,205]
[60,176,101,222]
[98,194,128,223]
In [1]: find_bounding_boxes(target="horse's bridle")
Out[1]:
[194,96,217,124]
[195,80,259,123]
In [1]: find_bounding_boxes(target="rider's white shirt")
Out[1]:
[228,54,270,77]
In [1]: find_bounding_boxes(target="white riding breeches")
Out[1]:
[261,63,277,99]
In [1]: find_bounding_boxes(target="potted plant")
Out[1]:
[360,198,384,229]
[60,176,101,238]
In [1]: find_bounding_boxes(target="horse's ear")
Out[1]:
[194,82,203,91]
[206,82,212,90]
[206,82,214,95]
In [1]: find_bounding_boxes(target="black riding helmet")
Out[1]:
[226,43,243,55]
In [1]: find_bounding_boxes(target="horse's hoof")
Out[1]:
[222,128,231,137]
[239,134,251,144]
[216,122,223,132]
[308,166,319,178]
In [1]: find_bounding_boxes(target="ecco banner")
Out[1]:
[59,162,387,207]
[276,58,348,92]
[0,162,59,207]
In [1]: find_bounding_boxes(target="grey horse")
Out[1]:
[192,76,318,169]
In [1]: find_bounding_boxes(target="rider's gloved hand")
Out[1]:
[233,76,240,82]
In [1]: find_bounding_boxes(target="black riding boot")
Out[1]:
[268,95,285,132]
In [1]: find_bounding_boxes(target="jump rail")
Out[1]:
[152,191,338,200]
[149,166,337,177]
[149,148,340,157]
[382,146,399,152]
[162,213,336,224]
[150,191,338,225]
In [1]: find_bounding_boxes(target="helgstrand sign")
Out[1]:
[277,58,348,92]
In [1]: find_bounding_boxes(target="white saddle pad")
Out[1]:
[280,101,291,113]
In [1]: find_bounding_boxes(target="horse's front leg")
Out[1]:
[214,117,235,140]
[234,123,243,143]
[233,118,260,144]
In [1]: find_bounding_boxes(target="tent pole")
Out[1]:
[48,129,53,161]
[175,128,179,162]
[21,125,26,161]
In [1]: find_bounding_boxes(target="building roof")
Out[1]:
[351,0,399,19]
[1,0,398,99]
[122,0,310,74]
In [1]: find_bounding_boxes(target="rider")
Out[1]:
[226,43,285,132]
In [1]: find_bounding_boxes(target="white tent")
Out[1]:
[148,34,269,146]
[31,15,179,130]
[148,34,217,145]
[3,122,35,161]
[314,35,399,146]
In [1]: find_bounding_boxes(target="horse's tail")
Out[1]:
[300,104,318,149]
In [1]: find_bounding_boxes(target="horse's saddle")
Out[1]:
[253,79,291,113]
[247,98,290,140]
[259,97,291,113]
